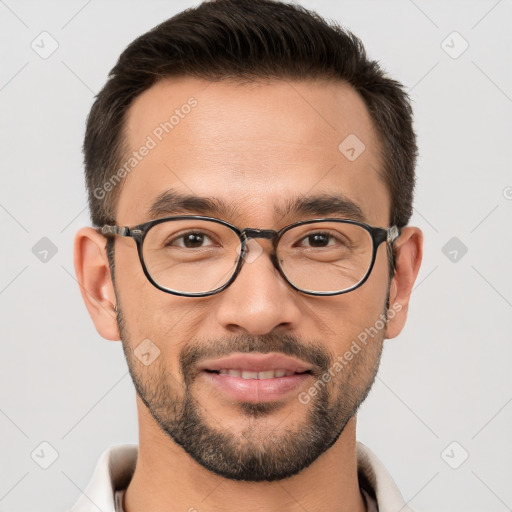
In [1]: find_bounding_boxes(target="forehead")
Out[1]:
[117,77,390,227]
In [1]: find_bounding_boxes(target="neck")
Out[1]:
[124,398,366,512]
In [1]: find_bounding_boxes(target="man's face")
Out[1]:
[113,77,393,480]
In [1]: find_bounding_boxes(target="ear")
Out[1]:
[73,227,120,341]
[385,226,423,339]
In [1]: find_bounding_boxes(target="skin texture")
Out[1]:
[74,77,423,512]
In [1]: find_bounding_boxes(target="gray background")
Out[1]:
[1,1,511,511]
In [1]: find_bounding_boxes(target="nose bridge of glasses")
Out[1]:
[238,229,281,276]
[239,229,280,267]
[241,228,279,246]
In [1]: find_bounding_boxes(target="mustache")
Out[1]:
[179,332,331,380]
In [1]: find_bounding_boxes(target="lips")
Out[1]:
[198,353,313,402]
[216,369,299,379]
[198,353,312,375]
[199,353,311,373]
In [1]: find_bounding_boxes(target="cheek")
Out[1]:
[117,278,208,380]
[121,309,186,383]
[324,247,390,350]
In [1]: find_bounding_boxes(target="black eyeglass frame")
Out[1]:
[100,215,401,297]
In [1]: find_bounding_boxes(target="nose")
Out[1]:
[214,238,303,335]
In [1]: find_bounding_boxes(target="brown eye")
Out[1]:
[165,231,215,248]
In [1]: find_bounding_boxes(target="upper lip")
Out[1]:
[198,353,312,373]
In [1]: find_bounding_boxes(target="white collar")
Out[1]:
[70,442,413,512]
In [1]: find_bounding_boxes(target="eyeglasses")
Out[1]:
[100,216,400,297]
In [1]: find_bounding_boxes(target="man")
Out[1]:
[72,0,423,510]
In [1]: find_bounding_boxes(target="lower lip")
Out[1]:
[202,371,311,402]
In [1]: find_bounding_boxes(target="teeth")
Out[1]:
[241,370,259,379]
[216,369,297,379]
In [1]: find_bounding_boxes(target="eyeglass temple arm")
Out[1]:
[100,225,130,237]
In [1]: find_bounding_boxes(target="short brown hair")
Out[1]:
[84,0,417,231]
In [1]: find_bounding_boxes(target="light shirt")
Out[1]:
[69,442,414,512]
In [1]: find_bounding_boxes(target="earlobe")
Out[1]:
[385,226,423,339]
[73,227,121,341]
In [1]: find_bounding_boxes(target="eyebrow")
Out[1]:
[277,193,366,222]
[148,189,366,223]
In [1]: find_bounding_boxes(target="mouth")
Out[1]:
[203,368,311,379]
[198,353,313,402]
[199,352,313,374]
